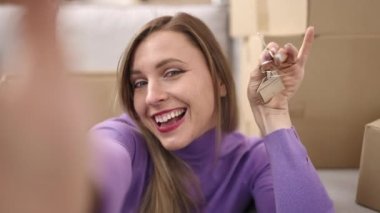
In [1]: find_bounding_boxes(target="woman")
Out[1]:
[92,13,334,213]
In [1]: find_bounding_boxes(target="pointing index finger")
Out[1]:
[298,26,315,66]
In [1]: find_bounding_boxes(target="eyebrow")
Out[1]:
[131,58,186,76]
[155,58,186,69]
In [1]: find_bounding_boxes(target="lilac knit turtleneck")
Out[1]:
[91,114,334,213]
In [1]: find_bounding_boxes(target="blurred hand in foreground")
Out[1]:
[0,1,92,212]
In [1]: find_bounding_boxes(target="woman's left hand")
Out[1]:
[248,26,315,110]
[247,27,314,135]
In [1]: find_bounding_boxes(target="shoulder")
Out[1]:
[91,114,139,137]
[90,114,147,161]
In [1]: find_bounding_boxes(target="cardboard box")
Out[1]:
[230,0,307,37]
[356,119,380,211]
[237,34,380,167]
[292,36,380,167]
[236,37,261,136]
[72,73,123,129]
[230,0,380,37]
[308,0,380,35]
[3,72,123,129]
[230,0,259,37]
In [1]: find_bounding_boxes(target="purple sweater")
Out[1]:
[92,114,334,213]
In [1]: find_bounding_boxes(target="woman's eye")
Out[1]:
[163,69,184,78]
[133,80,147,89]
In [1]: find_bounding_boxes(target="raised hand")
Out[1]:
[248,27,315,110]
[247,27,314,135]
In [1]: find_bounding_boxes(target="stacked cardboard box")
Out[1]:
[356,119,380,211]
[230,0,380,168]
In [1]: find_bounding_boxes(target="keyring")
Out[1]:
[266,70,278,79]
[259,60,276,73]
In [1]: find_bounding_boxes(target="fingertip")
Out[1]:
[267,42,280,52]
[306,26,315,42]
[274,49,287,64]
[284,43,298,61]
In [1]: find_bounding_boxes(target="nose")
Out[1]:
[145,81,168,106]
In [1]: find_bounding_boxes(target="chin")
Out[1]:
[161,142,181,151]
[160,138,188,151]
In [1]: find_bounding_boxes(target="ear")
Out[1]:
[219,81,227,97]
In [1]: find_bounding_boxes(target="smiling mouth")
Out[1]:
[152,108,187,132]
[154,108,186,126]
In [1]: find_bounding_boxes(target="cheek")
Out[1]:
[190,84,216,114]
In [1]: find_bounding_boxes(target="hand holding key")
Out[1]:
[248,26,315,110]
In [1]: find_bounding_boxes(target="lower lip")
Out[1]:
[156,112,185,133]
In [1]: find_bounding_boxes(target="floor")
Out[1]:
[318,169,378,213]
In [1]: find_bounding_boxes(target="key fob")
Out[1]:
[257,71,284,103]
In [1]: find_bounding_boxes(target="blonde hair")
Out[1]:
[118,13,238,213]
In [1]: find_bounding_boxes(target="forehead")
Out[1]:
[132,30,205,69]
[139,30,193,51]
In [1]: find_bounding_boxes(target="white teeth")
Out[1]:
[154,109,185,124]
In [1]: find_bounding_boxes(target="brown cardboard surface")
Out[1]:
[309,0,380,35]
[230,0,307,37]
[277,35,380,167]
[230,0,380,37]
[261,0,307,35]
[230,0,259,37]
[71,73,123,129]
[2,72,123,129]
[239,34,380,167]
[356,119,380,211]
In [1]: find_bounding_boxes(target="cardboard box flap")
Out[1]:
[367,119,380,129]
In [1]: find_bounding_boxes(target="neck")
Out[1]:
[173,128,218,171]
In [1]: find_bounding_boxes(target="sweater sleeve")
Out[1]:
[92,137,132,213]
[262,127,335,213]
[90,116,138,213]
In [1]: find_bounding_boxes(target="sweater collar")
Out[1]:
[173,128,217,166]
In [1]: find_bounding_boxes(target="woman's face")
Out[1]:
[131,31,224,151]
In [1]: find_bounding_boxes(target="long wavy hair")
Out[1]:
[118,13,238,213]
